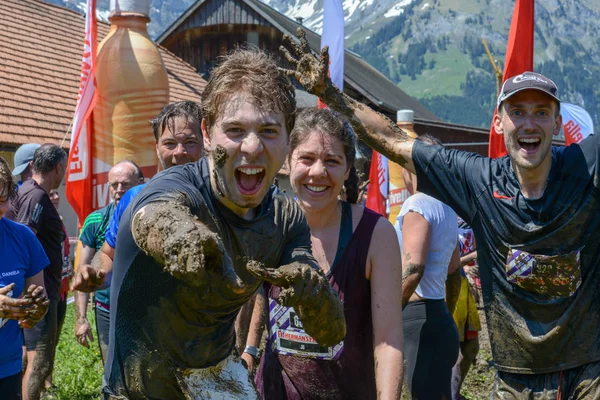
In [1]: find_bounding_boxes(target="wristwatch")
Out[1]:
[244,345,261,361]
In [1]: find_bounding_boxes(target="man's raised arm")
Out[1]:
[280,28,416,173]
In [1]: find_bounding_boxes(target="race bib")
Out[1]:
[505,248,582,298]
[269,299,343,360]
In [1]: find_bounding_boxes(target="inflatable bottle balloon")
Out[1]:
[387,110,418,224]
[92,0,168,209]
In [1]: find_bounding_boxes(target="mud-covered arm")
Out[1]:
[241,287,267,373]
[368,219,404,399]
[446,243,462,315]
[401,211,430,309]
[131,201,242,291]
[279,28,416,172]
[74,243,95,347]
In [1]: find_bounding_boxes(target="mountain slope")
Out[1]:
[44,0,600,128]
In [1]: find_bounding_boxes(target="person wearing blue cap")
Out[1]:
[12,143,40,186]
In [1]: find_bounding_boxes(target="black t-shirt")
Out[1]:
[104,158,315,399]
[412,134,600,374]
[5,179,64,301]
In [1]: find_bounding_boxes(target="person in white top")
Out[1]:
[394,134,461,400]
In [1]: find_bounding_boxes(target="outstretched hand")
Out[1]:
[71,264,106,293]
[279,28,332,97]
[247,260,345,347]
[246,261,325,307]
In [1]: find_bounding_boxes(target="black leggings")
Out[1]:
[0,372,22,400]
[403,300,460,400]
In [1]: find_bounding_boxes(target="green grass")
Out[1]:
[398,46,474,98]
[45,303,494,399]
[44,301,103,400]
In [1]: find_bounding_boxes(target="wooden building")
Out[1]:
[0,0,207,234]
[158,0,491,156]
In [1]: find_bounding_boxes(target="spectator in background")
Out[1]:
[451,218,481,400]
[72,100,205,297]
[5,144,67,400]
[74,161,143,363]
[395,135,461,400]
[42,189,73,392]
[0,155,50,400]
[11,144,40,186]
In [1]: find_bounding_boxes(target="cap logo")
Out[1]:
[512,74,548,84]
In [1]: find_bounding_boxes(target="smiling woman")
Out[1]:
[254,108,405,400]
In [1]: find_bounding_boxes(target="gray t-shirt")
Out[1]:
[104,158,315,399]
[412,134,600,374]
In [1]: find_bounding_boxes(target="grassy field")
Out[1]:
[45,302,103,400]
[46,303,494,399]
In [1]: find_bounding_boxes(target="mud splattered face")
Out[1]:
[202,95,288,218]
[156,116,203,169]
[290,130,349,213]
[495,90,561,174]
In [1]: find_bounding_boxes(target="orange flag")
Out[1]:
[488,0,534,158]
[66,0,97,227]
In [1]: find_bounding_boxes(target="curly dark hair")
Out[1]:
[289,108,360,203]
[0,156,17,201]
[201,47,296,135]
[150,101,203,142]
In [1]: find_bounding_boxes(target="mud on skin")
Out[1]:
[247,261,346,347]
[132,202,242,292]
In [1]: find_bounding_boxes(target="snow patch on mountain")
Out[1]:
[384,0,414,18]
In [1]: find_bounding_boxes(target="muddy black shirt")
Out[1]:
[5,179,64,301]
[104,158,315,399]
[412,135,600,374]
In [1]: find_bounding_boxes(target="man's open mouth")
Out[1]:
[235,167,265,195]
[518,137,541,153]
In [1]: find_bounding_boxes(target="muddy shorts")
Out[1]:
[175,354,258,400]
[23,298,59,352]
[492,360,600,399]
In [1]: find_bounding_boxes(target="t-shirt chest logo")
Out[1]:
[505,248,583,298]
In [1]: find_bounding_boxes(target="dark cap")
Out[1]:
[497,72,560,108]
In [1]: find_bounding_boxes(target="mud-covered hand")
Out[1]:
[279,28,332,97]
[132,202,243,293]
[247,261,346,347]
[17,284,49,329]
[71,264,106,293]
[75,317,94,348]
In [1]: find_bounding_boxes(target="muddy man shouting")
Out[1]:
[100,49,345,399]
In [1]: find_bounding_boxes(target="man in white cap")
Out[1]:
[12,143,40,185]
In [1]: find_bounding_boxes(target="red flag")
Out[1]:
[488,0,534,158]
[66,0,98,227]
[365,150,388,216]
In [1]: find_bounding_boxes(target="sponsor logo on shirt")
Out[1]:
[493,190,514,200]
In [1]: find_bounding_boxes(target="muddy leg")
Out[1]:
[452,337,480,400]
[23,349,53,400]
[235,294,257,355]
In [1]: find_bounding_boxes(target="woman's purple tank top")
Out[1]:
[256,207,381,400]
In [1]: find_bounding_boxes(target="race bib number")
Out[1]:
[269,299,343,360]
[505,248,582,298]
